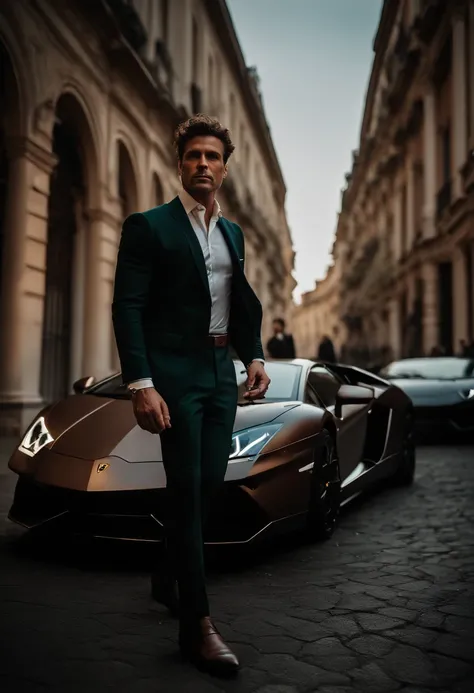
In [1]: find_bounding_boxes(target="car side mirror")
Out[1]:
[335,383,373,418]
[73,376,95,394]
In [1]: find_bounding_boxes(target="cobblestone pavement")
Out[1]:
[0,442,473,693]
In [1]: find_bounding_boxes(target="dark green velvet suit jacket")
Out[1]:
[112,196,264,386]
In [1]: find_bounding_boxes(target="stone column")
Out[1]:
[470,241,474,341]
[168,0,193,109]
[405,155,415,251]
[469,240,474,341]
[82,211,119,380]
[452,11,468,199]
[388,298,401,360]
[0,138,56,434]
[422,86,437,238]
[421,261,439,354]
[0,148,29,406]
[70,197,88,385]
[392,184,403,262]
[143,0,157,64]
[452,244,469,348]
[469,1,474,149]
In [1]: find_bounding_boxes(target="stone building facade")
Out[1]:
[292,257,346,360]
[0,0,295,435]
[334,0,474,368]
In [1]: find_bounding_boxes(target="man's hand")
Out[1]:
[244,361,271,400]
[131,388,171,434]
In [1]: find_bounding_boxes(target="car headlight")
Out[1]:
[229,423,282,462]
[460,389,474,400]
[18,416,54,457]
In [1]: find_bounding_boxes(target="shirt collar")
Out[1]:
[179,188,222,219]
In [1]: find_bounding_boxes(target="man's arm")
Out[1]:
[234,224,264,365]
[230,224,269,398]
[112,213,154,385]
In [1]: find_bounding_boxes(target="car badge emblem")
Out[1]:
[97,462,110,473]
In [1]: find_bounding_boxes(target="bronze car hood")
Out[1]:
[17,394,301,465]
[49,395,137,460]
[234,400,301,430]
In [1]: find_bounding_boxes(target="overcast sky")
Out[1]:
[227,0,383,300]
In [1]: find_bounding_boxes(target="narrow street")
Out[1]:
[1,442,473,693]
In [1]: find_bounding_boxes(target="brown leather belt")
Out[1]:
[207,334,229,347]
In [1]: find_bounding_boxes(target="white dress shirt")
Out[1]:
[128,191,262,391]
[179,189,233,335]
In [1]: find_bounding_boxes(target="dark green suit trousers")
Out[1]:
[159,344,237,620]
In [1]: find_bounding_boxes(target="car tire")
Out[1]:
[392,409,416,486]
[306,429,341,541]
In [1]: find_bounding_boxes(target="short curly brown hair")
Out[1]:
[174,114,235,163]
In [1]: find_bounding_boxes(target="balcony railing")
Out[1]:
[436,180,451,219]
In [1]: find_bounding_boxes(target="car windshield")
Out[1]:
[87,361,302,401]
[380,358,474,381]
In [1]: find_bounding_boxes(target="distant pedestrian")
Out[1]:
[266,318,296,359]
[317,335,337,363]
[464,340,474,357]
[458,339,471,357]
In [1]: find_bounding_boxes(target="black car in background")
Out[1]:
[379,357,474,437]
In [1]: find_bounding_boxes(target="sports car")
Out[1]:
[8,359,415,545]
[379,357,474,437]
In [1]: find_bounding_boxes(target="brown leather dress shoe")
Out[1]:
[179,616,239,676]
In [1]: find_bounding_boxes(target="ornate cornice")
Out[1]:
[203,0,286,194]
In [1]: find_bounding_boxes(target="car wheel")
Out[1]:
[306,429,341,541]
[392,409,416,486]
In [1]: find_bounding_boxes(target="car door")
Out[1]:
[306,365,369,481]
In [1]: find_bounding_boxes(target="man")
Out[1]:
[112,114,270,675]
[317,334,337,363]
[266,318,296,359]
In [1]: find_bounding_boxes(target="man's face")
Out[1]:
[178,136,227,196]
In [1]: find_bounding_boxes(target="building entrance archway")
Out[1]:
[40,93,96,403]
[0,39,21,342]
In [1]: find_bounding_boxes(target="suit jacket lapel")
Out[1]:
[167,196,210,300]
